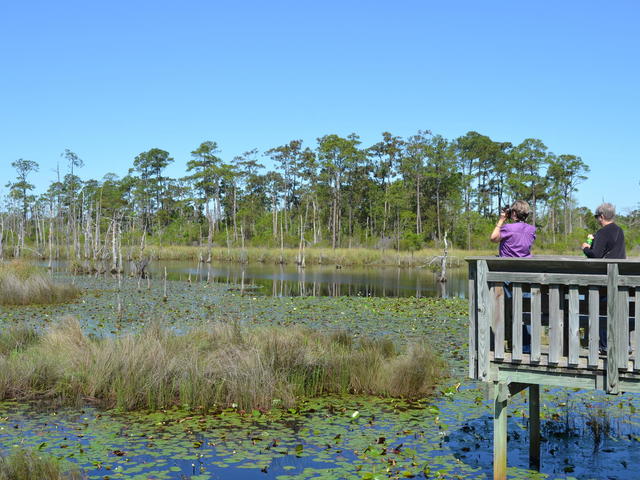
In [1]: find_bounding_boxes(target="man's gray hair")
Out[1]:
[595,202,616,221]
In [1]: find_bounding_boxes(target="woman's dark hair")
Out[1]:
[511,200,530,221]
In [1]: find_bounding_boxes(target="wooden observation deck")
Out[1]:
[467,256,640,479]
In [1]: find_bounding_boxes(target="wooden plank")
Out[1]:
[468,261,478,380]
[490,347,640,372]
[494,382,508,480]
[486,272,607,286]
[636,289,640,370]
[618,276,640,288]
[607,264,620,394]
[619,287,630,367]
[492,366,640,394]
[493,284,505,361]
[549,285,563,364]
[495,367,600,390]
[588,287,600,368]
[491,355,640,376]
[512,283,523,361]
[477,260,491,381]
[568,286,580,366]
[530,285,541,363]
[466,256,640,274]
[559,286,565,359]
[529,384,540,471]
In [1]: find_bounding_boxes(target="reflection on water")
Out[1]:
[49,260,468,298]
[149,262,468,299]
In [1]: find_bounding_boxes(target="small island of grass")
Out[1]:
[0,261,79,306]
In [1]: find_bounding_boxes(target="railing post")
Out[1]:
[493,285,505,360]
[619,286,630,367]
[568,286,580,366]
[549,285,563,364]
[607,263,620,394]
[588,287,600,368]
[512,283,523,361]
[469,260,478,379]
[635,289,640,370]
[530,284,541,362]
[477,260,491,381]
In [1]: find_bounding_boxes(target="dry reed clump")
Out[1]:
[0,325,39,355]
[0,261,79,305]
[0,319,448,411]
[0,448,85,480]
[140,245,466,267]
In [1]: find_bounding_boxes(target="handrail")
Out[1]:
[467,256,640,394]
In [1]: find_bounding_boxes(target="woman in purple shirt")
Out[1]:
[490,200,537,353]
[490,200,536,257]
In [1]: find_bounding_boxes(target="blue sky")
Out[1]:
[1,0,638,213]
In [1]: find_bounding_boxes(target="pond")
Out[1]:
[4,275,640,479]
[3,384,640,479]
[51,260,469,298]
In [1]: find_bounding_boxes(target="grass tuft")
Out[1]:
[0,325,40,355]
[0,448,85,480]
[0,261,79,305]
[0,319,448,411]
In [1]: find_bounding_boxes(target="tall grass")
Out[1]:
[0,325,39,355]
[0,318,448,411]
[0,261,79,305]
[140,245,469,268]
[585,405,612,450]
[0,448,85,480]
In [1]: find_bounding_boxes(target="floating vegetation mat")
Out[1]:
[0,276,469,371]
[3,387,640,479]
[2,276,640,478]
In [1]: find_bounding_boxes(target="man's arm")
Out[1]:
[584,230,608,258]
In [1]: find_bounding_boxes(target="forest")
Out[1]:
[2,130,639,263]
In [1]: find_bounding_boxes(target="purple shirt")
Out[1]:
[499,222,536,258]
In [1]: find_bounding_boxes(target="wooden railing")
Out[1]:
[468,256,640,394]
[468,257,640,479]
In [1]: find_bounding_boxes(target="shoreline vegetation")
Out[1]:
[0,448,85,480]
[0,261,79,306]
[139,245,480,267]
[6,244,555,268]
[0,318,447,411]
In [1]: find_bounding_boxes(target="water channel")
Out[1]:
[64,260,469,298]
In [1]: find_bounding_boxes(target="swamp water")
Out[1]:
[52,260,469,298]
[2,276,640,479]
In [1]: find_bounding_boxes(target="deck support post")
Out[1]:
[468,257,640,479]
[493,382,539,478]
[529,384,540,470]
[493,382,508,480]
[607,263,620,394]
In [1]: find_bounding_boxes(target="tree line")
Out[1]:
[4,129,633,264]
